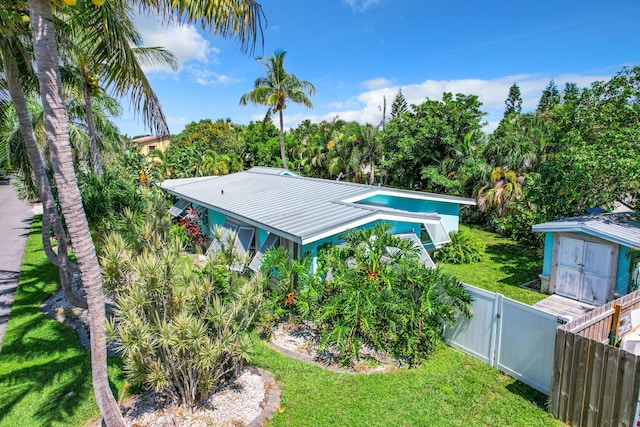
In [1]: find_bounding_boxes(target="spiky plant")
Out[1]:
[102,210,263,409]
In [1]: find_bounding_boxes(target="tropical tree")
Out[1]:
[240,50,316,169]
[0,4,86,308]
[311,224,472,365]
[382,92,486,190]
[26,0,265,424]
[537,79,561,113]
[60,0,178,176]
[476,167,525,218]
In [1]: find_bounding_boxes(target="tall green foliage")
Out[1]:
[309,224,472,365]
[381,92,487,192]
[101,198,263,410]
[436,230,486,264]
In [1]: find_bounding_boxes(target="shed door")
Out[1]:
[555,236,613,305]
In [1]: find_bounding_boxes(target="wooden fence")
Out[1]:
[550,290,640,426]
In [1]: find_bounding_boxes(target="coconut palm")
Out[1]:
[0,5,86,308]
[60,0,177,176]
[240,50,316,169]
[26,0,265,425]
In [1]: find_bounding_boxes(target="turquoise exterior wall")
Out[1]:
[541,232,554,277]
[617,245,632,296]
[207,209,227,233]
[257,228,269,248]
[358,194,461,233]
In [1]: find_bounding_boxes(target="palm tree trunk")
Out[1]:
[27,1,124,425]
[0,44,87,309]
[83,80,103,176]
[278,110,288,170]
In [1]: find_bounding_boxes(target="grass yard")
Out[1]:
[438,225,547,305]
[253,341,560,426]
[0,218,559,426]
[0,217,124,427]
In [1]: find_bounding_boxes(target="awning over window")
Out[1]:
[248,233,279,272]
[168,198,190,217]
[207,221,239,254]
[422,221,451,247]
[207,222,256,272]
[230,226,255,272]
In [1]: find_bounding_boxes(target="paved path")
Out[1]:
[0,177,35,352]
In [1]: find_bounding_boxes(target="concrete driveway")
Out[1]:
[0,177,35,352]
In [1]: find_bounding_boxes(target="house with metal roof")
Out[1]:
[161,167,476,272]
[532,213,640,306]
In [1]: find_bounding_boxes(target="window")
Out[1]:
[148,145,156,152]
[248,233,279,272]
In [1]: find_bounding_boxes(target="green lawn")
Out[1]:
[438,225,547,305]
[253,341,560,426]
[0,218,559,426]
[0,217,124,427]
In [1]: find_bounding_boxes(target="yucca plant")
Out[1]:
[102,217,264,410]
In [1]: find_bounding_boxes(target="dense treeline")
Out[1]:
[147,66,639,246]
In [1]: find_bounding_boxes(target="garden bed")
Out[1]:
[269,322,400,373]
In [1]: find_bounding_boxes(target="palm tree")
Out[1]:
[0,5,86,309]
[240,50,316,169]
[26,0,265,425]
[61,0,178,176]
[476,167,525,217]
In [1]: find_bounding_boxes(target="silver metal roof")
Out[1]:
[161,167,475,245]
[532,213,640,248]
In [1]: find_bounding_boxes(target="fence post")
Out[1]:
[492,293,504,369]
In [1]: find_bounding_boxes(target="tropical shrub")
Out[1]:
[260,246,314,322]
[311,224,472,365]
[436,229,486,264]
[178,206,205,251]
[100,201,263,409]
[79,169,148,230]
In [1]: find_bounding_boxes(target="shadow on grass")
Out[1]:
[0,217,124,426]
[485,243,542,288]
[506,380,549,411]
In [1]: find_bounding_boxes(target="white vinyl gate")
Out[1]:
[444,284,568,395]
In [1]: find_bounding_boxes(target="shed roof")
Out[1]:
[532,213,640,248]
[161,167,475,245]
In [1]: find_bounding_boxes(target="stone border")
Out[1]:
[247,367,282,427]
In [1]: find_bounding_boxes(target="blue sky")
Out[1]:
[117,0,640,137]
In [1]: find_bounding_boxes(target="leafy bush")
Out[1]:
[101,202,263,409]
[79,170,149,230]
[436,229,486,264]
[260,246,314,323]
[309,224,472,365]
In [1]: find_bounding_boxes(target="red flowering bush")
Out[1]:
[179,207,204,247]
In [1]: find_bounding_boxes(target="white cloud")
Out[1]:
[167,116,187,126]
[361,77,394,90]
[186,66,239,86]
[343,0,382,12]
[133,13,216,73]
